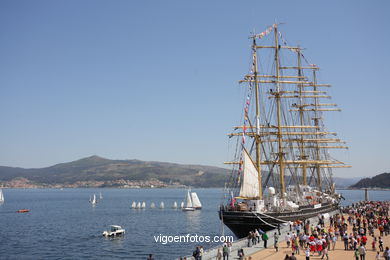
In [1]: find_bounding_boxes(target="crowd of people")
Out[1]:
[178,201,389,260]
[280,201,390,260]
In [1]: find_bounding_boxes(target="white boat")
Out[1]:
[99,192,103,200]
[0,189,4,203]
[141,201,146,209]
[150,202,156,208]
[90,194,97,205]
[159,202,165,209]
[102,225,125,237]
[136,202,141,209]
[172,201,178,209]
[131,201,136,208]
[182,190,195,211]
[180,201,184,208]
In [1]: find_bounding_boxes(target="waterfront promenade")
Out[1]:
[245,211,389,259]
[185,211,334,259]
[185,202,389,260]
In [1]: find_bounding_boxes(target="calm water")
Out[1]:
[0,188,388,259]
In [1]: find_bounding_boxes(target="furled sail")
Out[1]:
[239,149,259,198]
[191,192,202,208]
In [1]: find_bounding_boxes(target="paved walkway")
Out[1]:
[186,212,330,260]
[246,211,390,260]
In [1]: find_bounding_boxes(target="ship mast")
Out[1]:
[273,25,286,197]
[297,48,308,186]
[312,69,322,191]
[252,37,263,199]
[225,25,351,203]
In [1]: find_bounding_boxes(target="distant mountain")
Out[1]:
[0,156,368,189]
[0,156,228,188]
[333,177,362,189]
[349,173,390,189]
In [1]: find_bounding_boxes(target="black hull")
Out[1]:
[219,202,340,238]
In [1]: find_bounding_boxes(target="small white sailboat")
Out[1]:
[141,201,146,209]
[180,201,184,209]
[131,201,136,208]
[0,189,4,203]
[90,194,97,205]
[159,201,165,209]
[172,201,178,209]
[182,190,195,211]
[150,202,156,208]
[99,192,103,200]
[136,202,141,209]
[182,190,202,211]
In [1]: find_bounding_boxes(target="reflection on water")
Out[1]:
[0,188,388,260]
[184,209,201,227]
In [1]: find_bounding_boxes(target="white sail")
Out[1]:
[141,201,146,208]
[131,201,136,208]
[0,189,4,203]
[239,149,260,198]
[150,202,156,208]
[99,192,103,199]
[91,194,97,205]
[185,190,193,208]
[172,201,178,209]
[180,201,184,208]
[136,202,141,209]
[159,202,165,209]
[191,192,202,209]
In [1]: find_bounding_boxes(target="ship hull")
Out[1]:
[219,202,340,238]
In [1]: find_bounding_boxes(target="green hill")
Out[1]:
[0,156,228,188]
[349,172,390,189]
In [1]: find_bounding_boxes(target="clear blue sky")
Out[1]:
[0,0,389,178]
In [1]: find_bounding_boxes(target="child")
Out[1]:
[305,247,310,260]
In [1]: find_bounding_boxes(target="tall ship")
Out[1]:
[219,24,351,238]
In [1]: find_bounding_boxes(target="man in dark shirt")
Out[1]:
[289,252,297,260]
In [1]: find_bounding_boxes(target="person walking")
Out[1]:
[321,247,329,260]
[305,247,310,260]
[332,233,337,250]
[285,233,291,248]
[199,246,204,260]
[222,244,229,260]
[216,249,222,260]
[255,229,260,244]
[384,246,390,260]
[247,231,252,247]
[343,233,349,250]
[274,232,279,252]
[354,248,360,260]
[379,237,384,252]
[289,252,297,260]
[358,244,366,260]
[262,232,268,248]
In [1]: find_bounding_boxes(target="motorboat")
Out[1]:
[102,225,125,237]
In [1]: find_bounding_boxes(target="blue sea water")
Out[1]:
[0,188,388,259]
